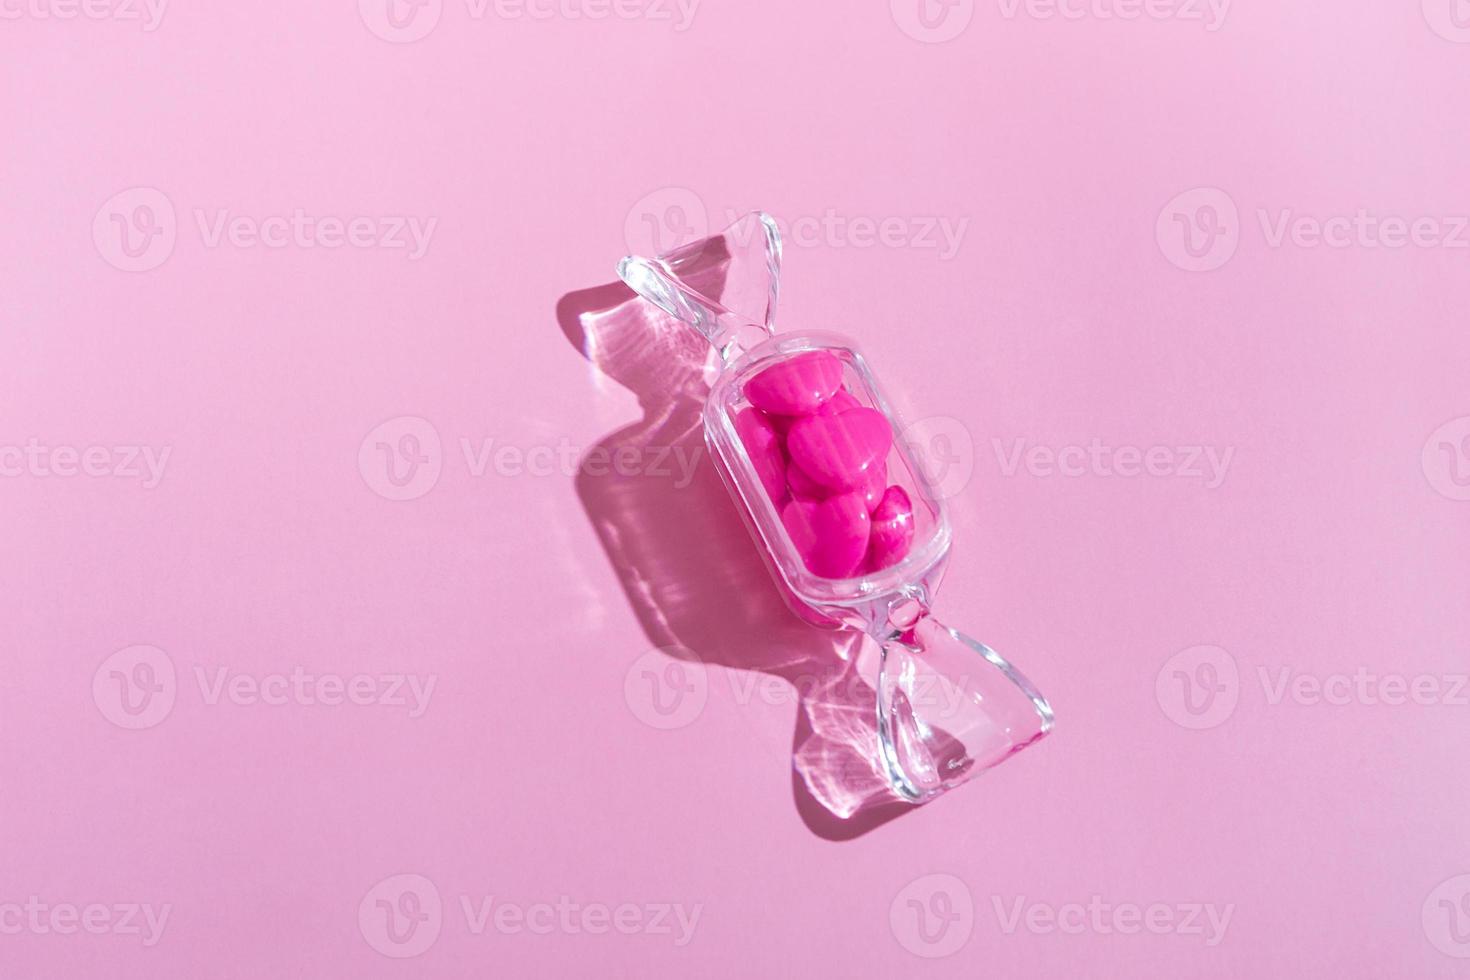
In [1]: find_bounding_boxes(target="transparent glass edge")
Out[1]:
[875,627,1055,805]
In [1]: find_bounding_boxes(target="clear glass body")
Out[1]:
[704,332,949,629]
[619,212,1053,805]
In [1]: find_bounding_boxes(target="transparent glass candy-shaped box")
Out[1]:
[618,212,1053,805]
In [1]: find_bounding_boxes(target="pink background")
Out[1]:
[4,0,1470,976]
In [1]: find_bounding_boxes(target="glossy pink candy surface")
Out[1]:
[736,352,916,579]
[742,351,845,416]
[780,492,872,579]
[787,453,887,513]
[816,389,862,416]
[734,408,787,505]
[866,486,917,572]
[785,406,892,493]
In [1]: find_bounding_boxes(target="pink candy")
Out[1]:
[788,453,886,512]
[743,351,844,415]
[781,492,871,579]
[734,408,787,505]
[737,351,918,578]
[866,486,916,572]
[817,389,862,416]
[786,407,892,492]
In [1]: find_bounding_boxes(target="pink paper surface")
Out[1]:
[4,1,1470,976]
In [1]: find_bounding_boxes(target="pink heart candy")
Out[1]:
[743,351,845,416]
[734,408,787,505]
[787,453,886,512]
[781,491,871,579]
[817,389,863,416]
[786,459,822,498]
[764,409,798,438]
[766,390,860,439]
[866,486,916,572]
[785,406,893,492]
[858,457,888,512]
